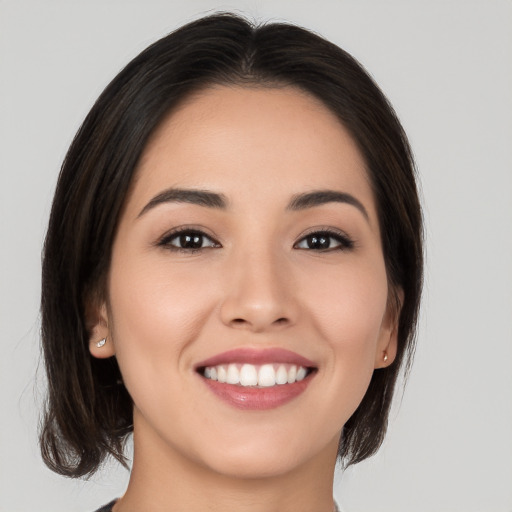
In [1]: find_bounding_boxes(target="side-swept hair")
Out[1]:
[40,12,423,477]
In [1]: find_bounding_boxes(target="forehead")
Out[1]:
[129,85,376,220]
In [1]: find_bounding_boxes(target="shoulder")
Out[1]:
[93,500,118,512]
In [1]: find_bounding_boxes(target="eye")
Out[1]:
[294,230,354,251]
[158,229,220,252]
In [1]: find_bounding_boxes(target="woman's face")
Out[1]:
[91,86,398,478]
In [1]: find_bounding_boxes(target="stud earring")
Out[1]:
[383,351,388,362]
[96,337,107,348]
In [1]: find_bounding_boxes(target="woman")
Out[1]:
[40,12,423,512]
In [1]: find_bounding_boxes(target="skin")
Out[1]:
[89,86,399,512]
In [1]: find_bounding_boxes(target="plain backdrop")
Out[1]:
[1,1,511,511]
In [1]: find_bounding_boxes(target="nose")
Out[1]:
[219,247,298,333]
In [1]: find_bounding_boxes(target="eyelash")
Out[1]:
[294,228,354,252]
[157,228,220,254]
[157,227,354,253]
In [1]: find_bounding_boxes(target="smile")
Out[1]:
[195,348,317,410]
[201,363,310,387]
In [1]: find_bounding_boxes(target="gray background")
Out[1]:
[1,1,511,511]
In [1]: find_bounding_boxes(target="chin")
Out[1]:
[200,444,312,480]
[186,423,340,481]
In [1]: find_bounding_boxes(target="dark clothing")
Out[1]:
[94,500,117,512]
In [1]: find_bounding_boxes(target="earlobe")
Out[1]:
[374,287,402,369]
[89,334,116,359]
[86,302,116,359]
[375,341,397,369]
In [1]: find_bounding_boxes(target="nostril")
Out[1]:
[223,307,294,331]
[231,317,288,327]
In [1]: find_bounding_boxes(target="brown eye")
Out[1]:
[159,230,219,251]
[295,230,354,251]
[177,233,205,249]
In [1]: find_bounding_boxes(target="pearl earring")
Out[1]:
[96,337,107,348]
[383,351,388,362]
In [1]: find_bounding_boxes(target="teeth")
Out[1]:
[240,364,258,386]
[202,363,310,387]
[258,364,276,387]
[275,365,288,385]
[226,364,240,384]
[296,367,307,381]
[287,365,297,384]
[217,365,227,383]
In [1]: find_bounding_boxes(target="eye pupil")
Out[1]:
[308,235,330,249]
[180,233,203,248]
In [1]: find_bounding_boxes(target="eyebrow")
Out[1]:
[138,188,228,217]
[287,190,369,220]
[138,187,368,220]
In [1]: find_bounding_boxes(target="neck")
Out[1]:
[115,411,339,512]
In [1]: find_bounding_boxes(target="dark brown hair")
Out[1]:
[40,12,423,477]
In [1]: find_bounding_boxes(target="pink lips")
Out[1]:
[195,347,315,368]
[195,348,316,411]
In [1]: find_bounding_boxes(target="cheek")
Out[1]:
[301,256,389,406]
[110,252,214,340]
[106,254,217,400]
[303,259,388,345]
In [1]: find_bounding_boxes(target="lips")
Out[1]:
[195,348,317,410]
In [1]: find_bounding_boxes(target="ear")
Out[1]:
[85,299,116,359]
[374,287,403,369]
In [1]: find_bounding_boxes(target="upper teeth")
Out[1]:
[203,363,308,387]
